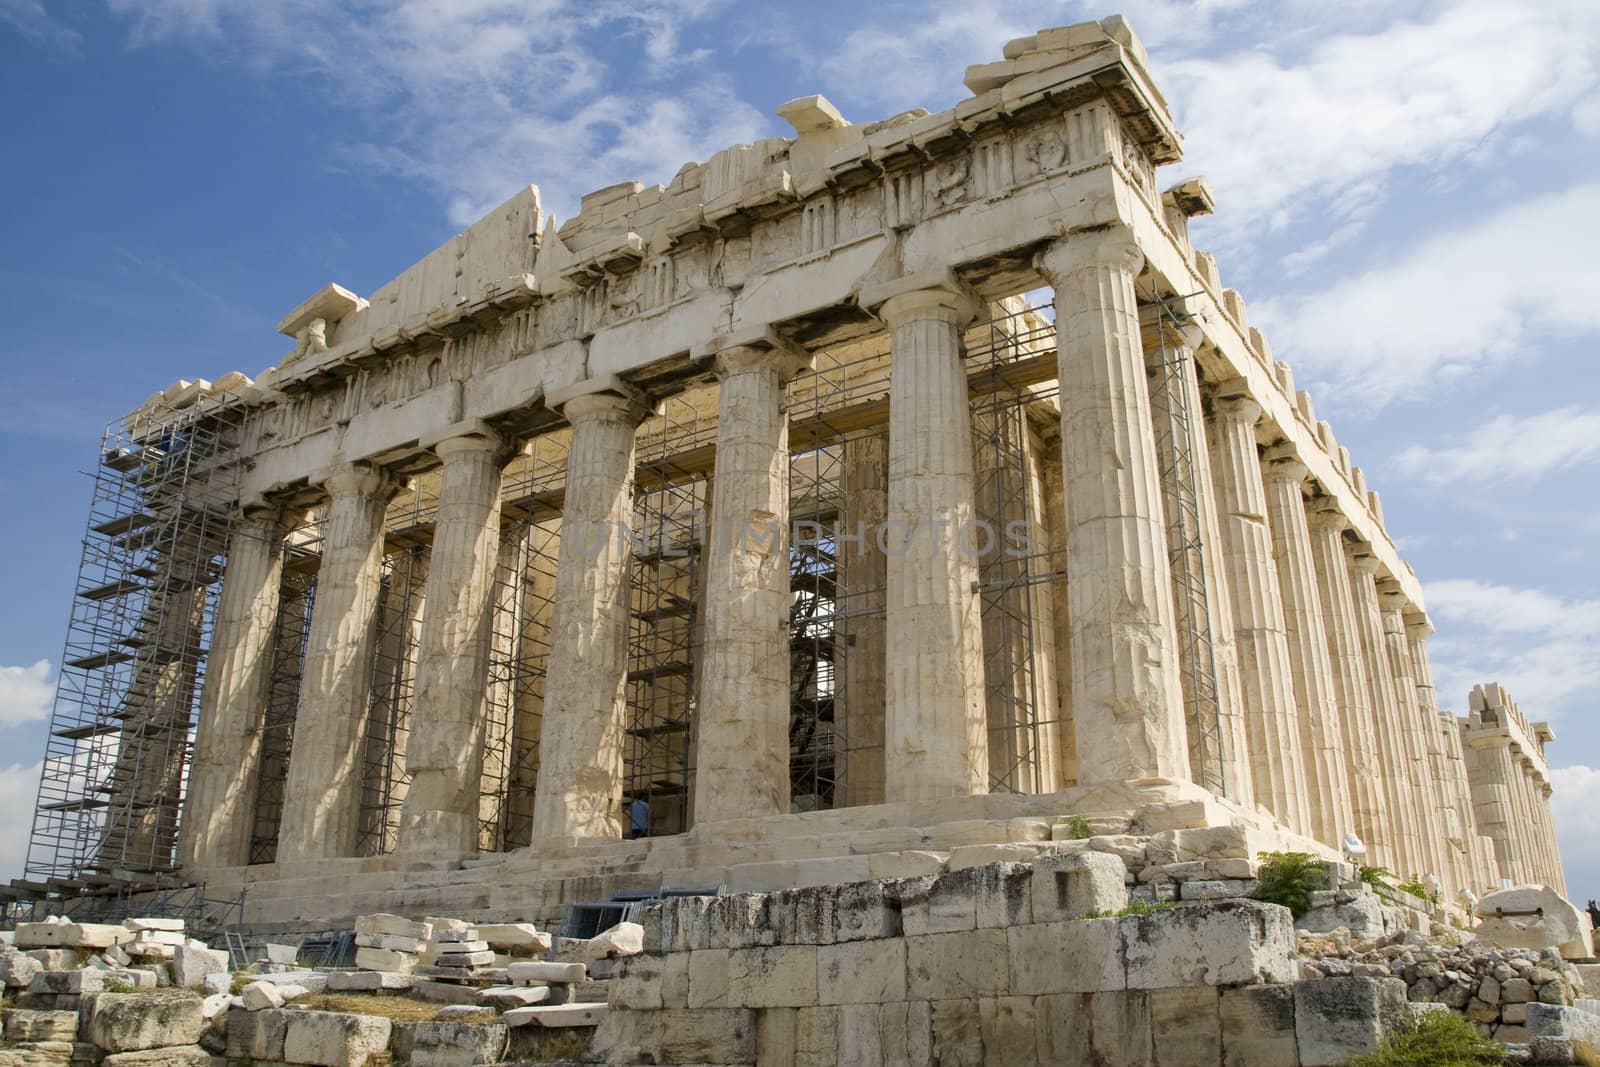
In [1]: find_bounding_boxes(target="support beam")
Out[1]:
[693,338,812,823]
[1037,231,1190,786]
[277,463,397,862]
[532,391,650,840]
[398,430,510,855]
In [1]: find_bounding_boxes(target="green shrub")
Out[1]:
[102,977,137,994]
[1397,877,1437,903]
[1254,851,1331,919]
[1060,814,1094,840]
[1358,864,1395,890]
[1345,1009,1507,1067]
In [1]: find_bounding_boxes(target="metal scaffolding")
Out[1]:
[26,395,242,886]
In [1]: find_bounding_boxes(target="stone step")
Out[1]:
[503,1002,609,1028]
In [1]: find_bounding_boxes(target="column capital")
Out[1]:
[421,419,508,462]
[1210,386,1262,426]
[316,461,398,502]
[1347,541,1381,576]
[694,325,814,381]
[1306,499,1348,533]
[1405,614,1435,641]
[861,269,982,330]
[1261,443,1308,485]
[1033,224,1143,282]
[560,388,656,428]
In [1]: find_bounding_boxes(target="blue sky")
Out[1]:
[1,0,1596,898]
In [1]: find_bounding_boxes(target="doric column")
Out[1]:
[504,518,559,849]
[397,430,510,855]
[1306,502,1386,860]
[1205,385,1306,831]
[1038,428,1077,786]
[1405,616,1465,892]
[1348,550,1423,877]
[865,278,988,802]
[840,433,889,806]
[180,508,295,869]
[1036,233,1190,786]
[1262,447,1352,848]
[1379,588,1445,881]
[1145,338,1253,807]
[532,391,649,840]
[358,546,428,855]
[693,336,812,823]
[277,463,397,862]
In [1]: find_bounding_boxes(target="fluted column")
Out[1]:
[1306,502,1387,861]
[1348,550,1423,877]
[397,431,509,855]
[1262,447,1352,848]
[694,339,811,823]
[1206,386,1306,831]
[180,508,295,869]
[532,392,649,840]
[1039,429,1077,786]
[840,433,889,806]
[1037,233,1190,786]
[1380,589,1445,882]
[277,463,397,862]
[868,281,989,801]
[1144,340,1253,806]
[1406,617,1464,891]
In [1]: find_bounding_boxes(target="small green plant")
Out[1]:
[1082,898,1178,919]
[1345,1009,1507,1067]
[1358,864,1395,890]
[1397,876,1438,903]
[1254,851,1331,919]
[102,977,137,994]
[1060,814,1094,840]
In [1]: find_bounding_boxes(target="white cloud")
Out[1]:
[1396,407,1600,484]
[0,762,41,885]
[1549,765,1600,901]
[1424,579,1600,718]
[1253,183,1600,409]
[0,0,79,49]
[0,660,54,728]
[104,0,768,223]
[1173,1,1600,256]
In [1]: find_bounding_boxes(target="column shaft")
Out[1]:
[1038,234,1190,786]
[532,393,644,839]
[277,465,395,862]
[1206,389,1306,831]
[694,343,807,822]
[840,433,888,805]
[1307,505,1386,861]
[181,511,291,869]
[1263,451,1352,848]
[879,286,989,801]
[1040,431,1077,787]
[1380,592,1445,880]
[397,434,507,854]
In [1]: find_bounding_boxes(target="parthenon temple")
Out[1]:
[17,15,1571,930]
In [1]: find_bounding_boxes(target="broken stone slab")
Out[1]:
[107,968,158,989]
[15,923,132,950]
[474,923,551,952]
[0,1008,79,1042]
[582,921,644,960]
[282,1009,392,1067]
[355,913,432,941]
[31,969,105,995]
[1294,976,1408,1067]
[201,971,231,995]
[25,948,84,969]
[326,970,416,992]
[1476,885,1596,960]
[0,951,41,988]
[478,984,552,1008]
[122,918,185,933]
[169,943,228,989]
[101,1048,212,1066]
[82,990,205,1053]
[263,942,300,964]
[412,980,484,1005]
[201,992,231,1019]
[436,1004,498,1021]
[354,931,424,953]
[431,928,482,943]
[354,946,416,972]
[507,960,585,985]
[432,939,491,955]
[241,980,288,1011]
[504,1003,609,1028]
[225,1007,290,1061]
[406,1019,509,1067]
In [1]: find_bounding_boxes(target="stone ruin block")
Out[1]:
[281,1009,392,1067]
[0,1008,78,1042]
[354,913,432,941]
[1123,899,1298,990]
[225,1008,290,1061]
[1033,849,1128,920]
[1008,916,1126,995]
[82,990,205,1053]
[817,937,907,1006]
[403,1019,509,1067]
[1220,983,1300,1066]
[587,1005,756,1065]
[1293,976,1408,1066]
